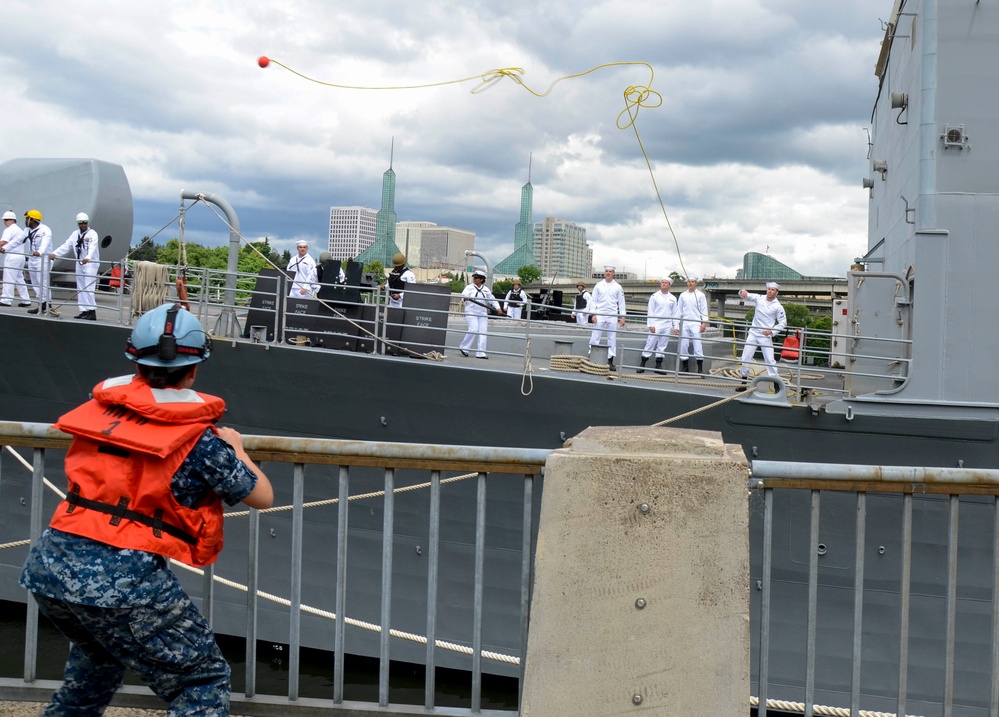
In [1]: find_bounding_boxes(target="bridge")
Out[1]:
[530,277,849,318]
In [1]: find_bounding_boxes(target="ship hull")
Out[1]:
[2,310,999,712]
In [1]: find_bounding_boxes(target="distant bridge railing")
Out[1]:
[0,422,548,716]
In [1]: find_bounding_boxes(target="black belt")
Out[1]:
[64,484,198,545]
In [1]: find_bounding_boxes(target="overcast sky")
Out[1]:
[1,1,886,279]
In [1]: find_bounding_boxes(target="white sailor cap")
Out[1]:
[766,281,781,290]
[659,276,673,284]
[472,269,486,279]
[686,276,700,283]
[603,265,616,272]
[295,239,308,247]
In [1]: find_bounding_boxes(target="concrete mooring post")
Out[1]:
[520,426,749,717]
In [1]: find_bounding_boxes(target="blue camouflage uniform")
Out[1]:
[20,429,257,717]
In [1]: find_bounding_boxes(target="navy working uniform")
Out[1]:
[19,302,270,717]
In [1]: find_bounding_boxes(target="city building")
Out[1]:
[356,144,403,266]
[395,221,436,266]
[328,206,377,259]
[419,226,475,269]
[494,157,539,276]
[740,252,839,281]
[534,217,593,280]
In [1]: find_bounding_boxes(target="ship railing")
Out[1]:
[0,422,547,716]
[750,460,999,717]
[76,266,913,402]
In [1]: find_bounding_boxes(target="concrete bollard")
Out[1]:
[520,426,749,717]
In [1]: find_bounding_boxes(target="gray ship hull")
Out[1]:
[1,310,997,712]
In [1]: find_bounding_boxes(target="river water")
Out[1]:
[0,600,517,710]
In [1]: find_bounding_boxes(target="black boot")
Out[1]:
[696,359,703,374]
[637,356,648,374]
[654,357,664,374]
[680,359,689,372]
[735,377,749,392]
[608,357,616,372]
[28,302,44,315]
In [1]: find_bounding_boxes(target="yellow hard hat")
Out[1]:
[24,209,42,221]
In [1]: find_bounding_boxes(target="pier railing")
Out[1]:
[0,422,547,716]
[750,461,999,717]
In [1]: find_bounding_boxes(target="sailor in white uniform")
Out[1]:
[504,280,528,320]
[459,270,501,358]
[287,240,318,298]
[588,265,627,371]
[49,212,101,320]
[736,281,787,390]
[0,209,55,314]
[638,276,679,374]
[571,282,591,324]
[676,276,709,372]
[0,210,31,307]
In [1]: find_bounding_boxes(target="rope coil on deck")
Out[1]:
[548,354,610,375]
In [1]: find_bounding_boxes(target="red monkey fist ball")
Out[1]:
[258,56,270,68]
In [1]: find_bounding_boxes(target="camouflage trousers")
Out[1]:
[32,592,230,716]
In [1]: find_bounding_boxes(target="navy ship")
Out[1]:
[1,0,997,711]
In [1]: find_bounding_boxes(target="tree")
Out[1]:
[669,271,684,284]
[517,265,542,285]
[130,238,160,262]
[804,315,832,366]
[492,279,513,296]
[364,260,386,283]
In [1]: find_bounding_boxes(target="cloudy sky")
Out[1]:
[1,1,886,279]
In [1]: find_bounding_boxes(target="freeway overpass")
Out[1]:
[526,277,849,318]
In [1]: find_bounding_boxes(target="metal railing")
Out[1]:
[25,261,919,406]
[0,422,547,716]
[750,461,999,717]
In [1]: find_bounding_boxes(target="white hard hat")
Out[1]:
[76,212,90,223]
[2,210,15,221]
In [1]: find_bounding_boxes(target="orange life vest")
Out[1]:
[109,265,122,288]
[50,375,227,567]
[780,334,801,361]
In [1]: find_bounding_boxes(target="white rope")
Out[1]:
[749,694,926,717]
[520,335,534,396]
[131,261,170,315]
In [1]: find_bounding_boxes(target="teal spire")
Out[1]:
[356,139,402,265]
[495,155,539,275]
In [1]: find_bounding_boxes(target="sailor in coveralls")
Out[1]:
[736,281,787,390]
[0,210,31,306]
[504,279,528,320]
[676,276,709,373]
[287,239,318,297]
[386,252,415,308]
[588,265,627,371]
[571,282,591,324]
[637,276,679,373]
[0,209,55,314]
[20,303,273,717]
[459,269,501,358]
[49,212,101,320]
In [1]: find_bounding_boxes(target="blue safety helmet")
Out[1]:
[125,303,212,367]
